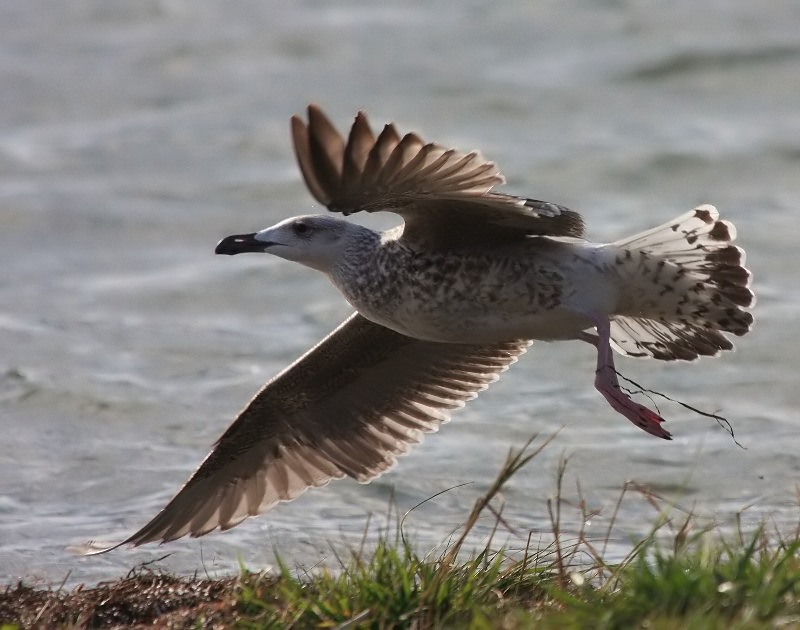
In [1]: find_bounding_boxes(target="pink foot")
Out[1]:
[581,320,672,440]
[595,365,672,439]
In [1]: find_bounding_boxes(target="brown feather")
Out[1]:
[291,104,585,244]
[98,314,529,549]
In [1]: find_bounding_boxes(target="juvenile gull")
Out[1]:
[94,105,753,549]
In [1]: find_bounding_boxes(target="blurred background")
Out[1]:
[1,0,798,587]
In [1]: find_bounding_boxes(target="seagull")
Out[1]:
[94,105,753,549]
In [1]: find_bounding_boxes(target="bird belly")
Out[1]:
[350,276,599,344]
[383,300,598,343]
[334,241,621,344]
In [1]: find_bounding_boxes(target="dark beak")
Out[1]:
[215,233,265,255]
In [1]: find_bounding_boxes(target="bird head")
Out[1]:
[215,214,361,273]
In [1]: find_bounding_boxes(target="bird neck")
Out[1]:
[326,226,412,302]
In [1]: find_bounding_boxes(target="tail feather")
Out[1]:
[609,204,754,361]
[609,317,733,360]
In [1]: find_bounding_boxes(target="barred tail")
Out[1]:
[609,204,754,361]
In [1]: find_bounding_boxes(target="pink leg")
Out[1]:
[581,320,672,440]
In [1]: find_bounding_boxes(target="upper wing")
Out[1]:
[291,104,584,246]
[98,314,530,548]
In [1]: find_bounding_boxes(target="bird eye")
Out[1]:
[293,220,309,235]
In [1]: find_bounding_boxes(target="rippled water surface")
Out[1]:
[2,1,800,587]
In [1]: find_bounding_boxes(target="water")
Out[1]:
[2,0,799,587]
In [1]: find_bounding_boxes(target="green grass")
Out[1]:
[236,436,558,628]
[546,526,800,629]
[231,436,800,629]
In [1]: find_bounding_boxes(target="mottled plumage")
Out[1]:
[89,105,753,551]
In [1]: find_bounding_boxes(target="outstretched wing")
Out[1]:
[96,314,530,549]
[291,104,584,246]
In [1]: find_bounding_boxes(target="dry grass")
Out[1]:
[1,569,244,628]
